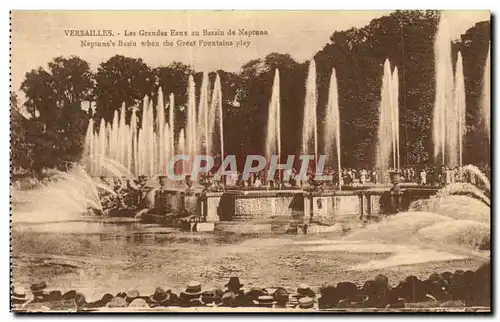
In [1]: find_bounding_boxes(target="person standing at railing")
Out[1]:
[371,169,377,185]
[409,167,415,182]
[420,168,427,186]
[360,169,367,185]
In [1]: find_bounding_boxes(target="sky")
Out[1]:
[11,10,490,99]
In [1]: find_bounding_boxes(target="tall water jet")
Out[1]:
[92,133,97,174]
[139,97,148,175]
[157,88,165,175]
[147,99,155,176]
[169,93,175,158]
[392,67,400,170]
[266,69,281,161]
[482,44,490,141]
[98,118,106,176]
[85,94,172,177]
[106,123,112,160]
[118,103,127,167]
[186,75,197,161]
[163,123,171,176]
[130,109,138,174]
[110,110,119,161]
[209,73,224,158]
[323,67,341,186]
[455,52,466,167]
[302,60,318,162]
[197,72,210,155]
[376,59,399,183]
[178,128,186,175]
[433,13,456,166]
[137,128,143,175]
[140,100,148,176]
[84,119,94,174]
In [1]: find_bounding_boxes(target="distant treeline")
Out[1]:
[11,10,490,176]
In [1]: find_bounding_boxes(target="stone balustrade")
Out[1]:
[162,187,439,226]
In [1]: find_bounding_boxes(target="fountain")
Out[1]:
[168,93,176,162]
[302,59,318,162]
[197,72,210,156]
[157,89,166,174]
[455,52,466,167]
[482,44,490,141]
[83,74,224,179]
[83,119,95,175]
[129,109,138,174]
[433,13,466,167]
[97,119,106,176]
[10,161,134,224]
[323,67,341,186]
[266,69,281,161]
[433,14,453,166]
[392,67,400,170]
[186,75,197,163]
[209,74,224,159]
[177,128,186,175]
[375,59,399,183]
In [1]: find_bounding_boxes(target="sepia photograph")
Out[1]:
[9,10,491,313]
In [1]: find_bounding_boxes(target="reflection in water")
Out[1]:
[13,221,160,235]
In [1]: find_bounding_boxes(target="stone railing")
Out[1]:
[164,187,439,224]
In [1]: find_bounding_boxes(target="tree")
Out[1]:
[155,61,195,108]
[48,56,94,107]
[94,55,155,122]
[21,56,93,125]
[11,94,33,175]
[10,92,19,111]
[18,56,93,173]
[21,67,56,120]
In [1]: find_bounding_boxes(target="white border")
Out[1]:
[3,1,498,321]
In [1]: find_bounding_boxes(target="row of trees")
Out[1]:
[11,10,490,176]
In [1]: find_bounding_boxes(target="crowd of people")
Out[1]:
[218,164,490,190]
[397,164,491,188]
[12,263,490,311]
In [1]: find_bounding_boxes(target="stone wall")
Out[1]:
[203,194,223,222]
[305,191,387,227]
[369,194,382,214]
[165,188,437,223]
[184,194,200,215]
[232,194,303,221]
[165,191,183,212]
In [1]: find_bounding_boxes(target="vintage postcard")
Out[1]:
[10,10,490,312]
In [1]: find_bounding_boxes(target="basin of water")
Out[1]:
[12,219,169,235]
